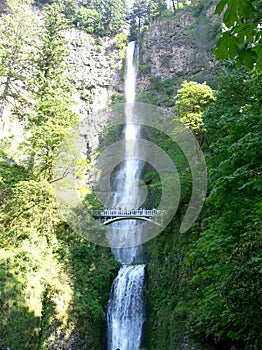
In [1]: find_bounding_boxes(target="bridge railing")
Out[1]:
[90,209,167,217]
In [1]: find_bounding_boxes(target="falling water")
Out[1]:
[106,41,146,350]
[107,264,146,350]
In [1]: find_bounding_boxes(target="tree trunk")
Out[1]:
[172,0,176,15]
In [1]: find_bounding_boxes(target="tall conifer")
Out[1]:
[0,0,37,122]
[25,1,77,180]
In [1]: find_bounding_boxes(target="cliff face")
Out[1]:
[65,28,123,115]
[0,25,123,141]
[63,28,124,156]
[1,2,220,148]
[137,2,220,98]
[143,13,200,76]
[66,1,219,115]
[0,3,222,349]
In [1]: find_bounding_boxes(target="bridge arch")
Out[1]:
[103,216,162,227]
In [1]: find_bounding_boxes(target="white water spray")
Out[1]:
[107,264,146,350]
[106,42,146,350]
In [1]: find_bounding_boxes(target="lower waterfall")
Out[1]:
[106,264,146,350]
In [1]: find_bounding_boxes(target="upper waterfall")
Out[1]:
[105,41,144,263]
[125,41,137,106]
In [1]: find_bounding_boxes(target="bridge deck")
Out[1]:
[90,209,167,226]
[91,209,166,218]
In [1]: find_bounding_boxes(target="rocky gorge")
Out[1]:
[0,1,222,349]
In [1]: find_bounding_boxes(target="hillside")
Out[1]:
[0,1,261,350]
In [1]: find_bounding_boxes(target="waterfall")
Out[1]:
[106,42,146,350]
[107,265,146,350]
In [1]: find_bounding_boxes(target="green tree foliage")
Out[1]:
[94,0,128,36]
[215,0,262,70]
[175,80,215,137]
[63,0,80,23]
[147,0,167,22]
[129,0,169,39]
[34,0,52,4]
[33,1,69,83]
[129,0,149,39]
[0,156,117,349]
[188,67,262,349]
[0,178,60,245]
[24,1,78,181]
[136,75,183,106]
[0,0,38,120]
[145,67,261,350]
[76,6,102,33]
[68,0,127,36]
[0,157,69,349]
[0,2,119,347]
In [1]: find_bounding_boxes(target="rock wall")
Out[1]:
[0,24,123,156]
[137,3,220,94]
[63,28,124,155]
[1,1,220,150]
[65,28,123,116]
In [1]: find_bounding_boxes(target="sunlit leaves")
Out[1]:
[0,2,118,348]
[175,80,215,136]
[0,0,38,120]
[215,0,262,70]
[76,7,102,34]
[0,179,60,246]
[216,0,254,27]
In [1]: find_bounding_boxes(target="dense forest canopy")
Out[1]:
[0,0,261,349]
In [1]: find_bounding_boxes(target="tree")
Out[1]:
[171,0,176,15]
[24,1,78,181]
[175,80,215,137]
[188,68,262,349]
[129,0,148,39]
[215,0,262,70]
[94,0,128,36]
[76,6,102,34]
[63,0,80,23]
[147,0,167,23]
[0,0,38,123]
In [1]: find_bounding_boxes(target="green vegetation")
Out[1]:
[0,0,261,349]
[111,92,125,105]
[144,66,262,350]
[187,67,262,348]
[24,0,78,181]
[34,0,128,37]
[0,0,38,120]
[215,0,262,70]
[0,1,117,349]
[175,80,215,138]
[138,62,151,74]
[137,75,183,106]
[141,2,262,347]
[114,32,128,59]
[75,7,102,34]
[0,157,118,349]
